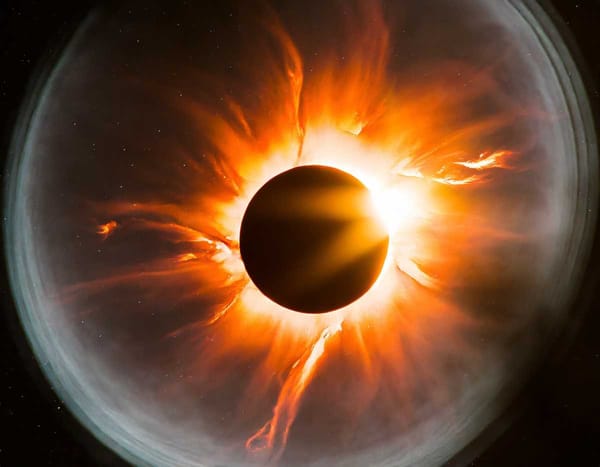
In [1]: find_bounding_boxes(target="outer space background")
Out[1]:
[0,0,599,466]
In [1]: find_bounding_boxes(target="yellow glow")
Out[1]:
[369,184,424,237]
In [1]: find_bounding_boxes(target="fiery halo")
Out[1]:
[86,3,525,461]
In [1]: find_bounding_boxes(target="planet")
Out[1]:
[240,165,389,313]
[4,1,597,466]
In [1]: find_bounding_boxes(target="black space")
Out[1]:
[0,1,598,466]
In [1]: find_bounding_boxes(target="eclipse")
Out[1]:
[240,165,389,313]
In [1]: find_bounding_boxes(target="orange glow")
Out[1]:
[177,253,198,262]
[96,220,118,239]
[455,150,513,170]
[246,321,342,461]
[76,1,529,461]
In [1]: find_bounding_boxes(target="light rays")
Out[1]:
[76,0,528,462]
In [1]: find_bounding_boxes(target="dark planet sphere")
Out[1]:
[239,165,389,313]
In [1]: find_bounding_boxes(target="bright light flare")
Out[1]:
[455,150,513,170]
[96,220,118,239]
[369,183,426,237]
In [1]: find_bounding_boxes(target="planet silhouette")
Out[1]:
[240,165,389,313]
